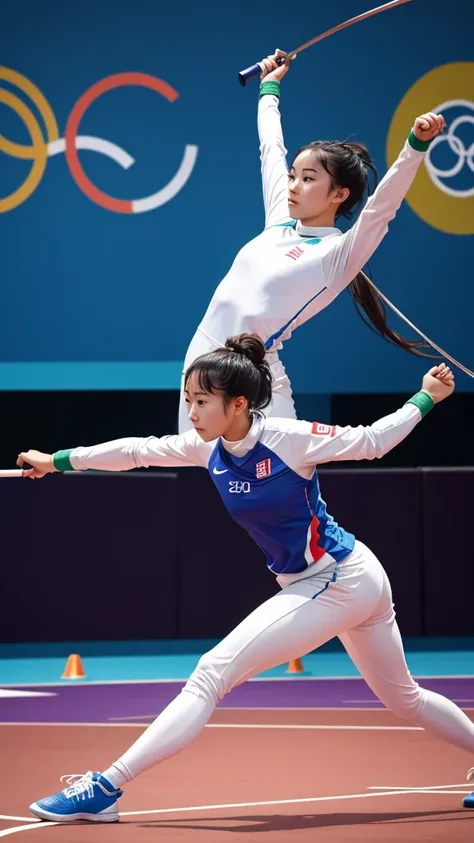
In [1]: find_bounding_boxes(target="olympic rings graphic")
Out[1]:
[0,67,198,214]
[387,62,474,235]
[425,99,474,198]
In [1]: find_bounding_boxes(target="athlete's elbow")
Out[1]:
[360,203,396,232]
[372,438,395,460]
[361,429,386,460]
[131,437,155,469]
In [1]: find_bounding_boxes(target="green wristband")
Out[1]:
[53,448,75,472]
[259,80,280,99]
[405,390,435,418]
[408,130,432,153]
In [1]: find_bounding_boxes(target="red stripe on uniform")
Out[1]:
[309,515,325,562]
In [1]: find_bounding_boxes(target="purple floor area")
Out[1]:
[1,677,474,723]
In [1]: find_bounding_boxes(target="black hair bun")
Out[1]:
[225,333,266,367]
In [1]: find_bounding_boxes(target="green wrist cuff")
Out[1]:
[405,390,435,418]
[53,449,75,472]
[408,130,432,152]
[259,80,280,99]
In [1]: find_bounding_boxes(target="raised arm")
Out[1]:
[294,364,454,467]
[17,431,213,478]
[257,50,292,228]
[321,112,446,294]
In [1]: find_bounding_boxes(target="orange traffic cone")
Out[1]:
[61,654,86,680]
[286,657,304,674]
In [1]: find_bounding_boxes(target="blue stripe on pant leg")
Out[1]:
[311,569,337,599]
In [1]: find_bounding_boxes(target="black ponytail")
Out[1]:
[184,333,272,412]
[349,273,431,356]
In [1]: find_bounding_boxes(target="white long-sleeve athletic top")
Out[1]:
[197,91,429,353]
[53,398,427,585]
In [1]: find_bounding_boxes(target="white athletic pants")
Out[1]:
[178,329,296,433]
[106,542,474,785]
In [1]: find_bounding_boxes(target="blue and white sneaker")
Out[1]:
[463,767,474,809]
[29,771,123,822]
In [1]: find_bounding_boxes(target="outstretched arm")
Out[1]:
[17,431,213,478]
[321,112,446,294]
[257,50,292,228]
[294,364,454,467]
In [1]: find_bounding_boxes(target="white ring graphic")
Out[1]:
[46,136,198,212]
[48,136,135,169]
[132,144,198,213]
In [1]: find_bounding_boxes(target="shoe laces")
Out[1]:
[60,771,95,799]
[467,767,474,783]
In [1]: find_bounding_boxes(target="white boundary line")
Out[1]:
[347,698,474,705]
[368,783,469,791]
[206,724,423,730]
[1,674,473,688]
[118,788,472,818]
[0,819,37,825]
[0,721,424,731]
[0,722,147,728]
[108,705,474,720]
[0,679,191,688]
[1,787,472,837]
[0,823,55,838]
[251,674,474,682]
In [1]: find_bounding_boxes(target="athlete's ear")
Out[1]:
[233,396,248,416]
[331,186,350,206]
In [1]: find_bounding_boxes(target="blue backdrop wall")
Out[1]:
[1,0,472,393]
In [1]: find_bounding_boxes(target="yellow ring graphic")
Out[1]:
[387,62,474,235]
[0,66,59,158]
[0,89,48,213]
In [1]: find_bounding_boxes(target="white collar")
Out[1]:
[295,220,341,238]
[220,414,264,458]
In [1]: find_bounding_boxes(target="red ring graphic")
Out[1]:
[65,72,179,213]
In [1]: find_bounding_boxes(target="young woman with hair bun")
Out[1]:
[20,334,474,823]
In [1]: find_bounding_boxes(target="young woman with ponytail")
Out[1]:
[178,49,445,432]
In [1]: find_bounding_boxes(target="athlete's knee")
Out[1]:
[183,650,231,704]
[383,680,426,721]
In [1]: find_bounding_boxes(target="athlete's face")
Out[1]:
[184,373,249,442]
[288,150,349,225]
